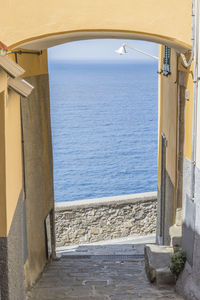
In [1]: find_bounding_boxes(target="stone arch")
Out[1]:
[1,0,192,52]
[13,30,190,53]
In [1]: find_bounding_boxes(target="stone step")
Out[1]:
[169,224,182,250]
[144,244,175,285]
[156,267,176,286]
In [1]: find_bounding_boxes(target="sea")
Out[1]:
[48,60,158,202]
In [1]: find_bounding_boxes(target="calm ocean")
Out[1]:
[48,60,158,202]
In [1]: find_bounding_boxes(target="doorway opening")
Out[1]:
[48,39,158,203]
[47,39,158,248]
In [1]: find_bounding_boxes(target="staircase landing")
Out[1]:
[27,236,183,300]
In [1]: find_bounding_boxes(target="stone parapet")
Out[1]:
[55,192,157,246]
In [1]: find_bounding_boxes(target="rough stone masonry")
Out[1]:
[55,192,157,247]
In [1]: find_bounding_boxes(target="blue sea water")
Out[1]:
[48,60,158,202]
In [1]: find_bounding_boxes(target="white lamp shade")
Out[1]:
[115,45,127,55]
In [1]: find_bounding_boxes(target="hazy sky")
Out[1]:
[48,39,158,62]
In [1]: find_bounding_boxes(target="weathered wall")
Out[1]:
[0,70,25,299]
[0,192,25,300]
[157,46,194,246]
[176,8,200,298]
[176,164,200,300]
[178,64,194,265]
[174,50,196,300]
[0,49,55,297]
[157,47,178,245]
[18,52,55,289]
[55,192,157,247]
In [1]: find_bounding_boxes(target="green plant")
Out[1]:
[169,250,186,277]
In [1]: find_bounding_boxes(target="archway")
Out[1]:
[13,34,190,289]
[0,1,193,297]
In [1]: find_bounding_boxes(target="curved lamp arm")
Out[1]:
[180,51,193,68]
[116,43,194,68]
[115,43,159,60]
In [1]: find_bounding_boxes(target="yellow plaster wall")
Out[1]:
[0,69,7,92]
[0,0,192,51]
[0,71,7,237]
[157,47,194,216]
[196,69,200,169]
[157,46,163,189]
[158,47,178,188]
[9,50,49,78]
[184,76,193,160]
[0,69,23,237]
[178,63,193,161]
[176,57,193,161]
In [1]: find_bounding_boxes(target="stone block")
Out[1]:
[125,221,132,228]
[122,229,130,237]
[145,244,174,283]
[156,267,176,286]
[77,229,86,236]
[175,208,182,226]
[91,228,99,235]
[135,210,144,220]
[169,224,182,248]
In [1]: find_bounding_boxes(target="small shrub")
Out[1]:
[169,250,186,277]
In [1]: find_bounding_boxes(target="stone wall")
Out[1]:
[55,192,157,247]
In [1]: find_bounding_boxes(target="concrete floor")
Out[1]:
[27,235,184,300]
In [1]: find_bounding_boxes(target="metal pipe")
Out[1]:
[180,51,193,68]
[20,99,26,200]
[7,50,42,56]
[191,0,198,201]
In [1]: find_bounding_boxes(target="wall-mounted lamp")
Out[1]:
[115,43,159,60]
[115,44,127,55]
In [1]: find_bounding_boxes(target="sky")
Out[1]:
[48,39,158,62]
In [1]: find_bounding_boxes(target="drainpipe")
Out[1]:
[181,0,198,202]
[191,0,198,202]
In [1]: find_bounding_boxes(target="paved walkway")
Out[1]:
[27,236,184,300]
[56,235,156,257]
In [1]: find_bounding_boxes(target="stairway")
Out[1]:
[145,208,183,286]
[145,244,176,285]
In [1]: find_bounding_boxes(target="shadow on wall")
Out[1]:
[176,223,200,300]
